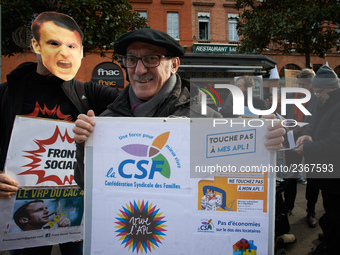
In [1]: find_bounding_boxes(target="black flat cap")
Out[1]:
[114,28,186,57]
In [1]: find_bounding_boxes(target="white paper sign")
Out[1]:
[84,117,276,255]
[5,116,78,187]
[0,117,83,250]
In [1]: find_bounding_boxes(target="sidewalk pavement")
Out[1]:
[1,180,324,255]
[280,181,324,255]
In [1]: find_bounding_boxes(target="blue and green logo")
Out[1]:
[118,132,171,179]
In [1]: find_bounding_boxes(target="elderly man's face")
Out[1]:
[298,78,312,90]
[32,21,83,81]
[236,78,247,94]
[126,41,179,101]
[313,88,336,103]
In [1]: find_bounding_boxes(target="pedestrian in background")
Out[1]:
[283,69,318,229]
[295,65,340,254]
[219,75,268,118]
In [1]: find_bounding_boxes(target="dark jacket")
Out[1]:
[285,91,317,123]
[101,74,222,118]
[302,88,340,194]
[74,74,221,189]
[0,62,119,172]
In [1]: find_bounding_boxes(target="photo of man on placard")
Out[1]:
[13,199,70,232]
[10,194,84,234]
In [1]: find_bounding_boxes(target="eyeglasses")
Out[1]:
[314,89,326,96]
[122,55,169,68]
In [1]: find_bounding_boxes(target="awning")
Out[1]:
[179,53,277,74]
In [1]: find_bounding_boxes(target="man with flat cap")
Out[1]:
[100,28,221,118]
[295,65,340,255]
[73,28,285,189]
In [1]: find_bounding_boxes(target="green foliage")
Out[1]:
[235,0,340,67]
[1,0,149,59]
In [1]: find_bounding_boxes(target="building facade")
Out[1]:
[2,0,339,93]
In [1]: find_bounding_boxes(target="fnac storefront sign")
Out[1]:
[91,62,124,88]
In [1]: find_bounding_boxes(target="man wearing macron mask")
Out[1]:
[0,11,118,254]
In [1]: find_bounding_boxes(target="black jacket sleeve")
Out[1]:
[74,82,119,189]
[74,142,85,190]
[85,81,119,115]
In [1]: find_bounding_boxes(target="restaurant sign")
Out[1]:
[193,43,237,53]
